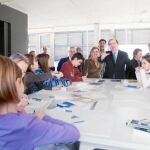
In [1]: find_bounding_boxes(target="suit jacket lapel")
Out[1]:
[110,51,116,65]
[115,50,120,65]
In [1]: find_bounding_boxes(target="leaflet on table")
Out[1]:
[28,89,55,100]
[28,88,67,99]
[57,101,75,108]
[25,100,51,113]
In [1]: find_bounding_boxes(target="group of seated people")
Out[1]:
[0,38,150,150]
[0,54,80,149]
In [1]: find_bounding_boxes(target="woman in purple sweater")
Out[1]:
[0,56,80,150]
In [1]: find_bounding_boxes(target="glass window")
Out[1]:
[115,29,132,44]
[132,29,150,44]
[40,34,50,52]
[28,34,40,53]
[101,30,114,42]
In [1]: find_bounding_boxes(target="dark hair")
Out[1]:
[133,48,142,58]
[142,54,150,63]
[37,54,50,72]
[70,46,75,49]
[108,39,119,45]
[71,52,84,61]
[99,39,106,43]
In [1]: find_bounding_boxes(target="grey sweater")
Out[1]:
[24,71,52,94]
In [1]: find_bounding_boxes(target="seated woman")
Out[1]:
[35,54,71,88]
[136,54,150,88]
[10,53,29,111]
[24,54,53,94]
[83,47,103,78]
[60,53,84,82]
[0,56,80,150]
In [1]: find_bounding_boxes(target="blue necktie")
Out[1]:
[113,52,117,63]
[137,60,141,66]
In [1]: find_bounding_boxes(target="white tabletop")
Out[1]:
[28,79,150,150]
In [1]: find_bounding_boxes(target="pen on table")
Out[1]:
[126,85,139,88]
[65,109,72,112]
[73,120,85,124]
[32,98,42,101]
[90,101,98,110]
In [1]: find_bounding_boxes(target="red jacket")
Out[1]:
[61,60,83,81]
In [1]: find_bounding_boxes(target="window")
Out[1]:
[40,34,50,52]
[54,33,68,61]
[115,29,132,44]
[115,29,150,44]
[54,31,94,60]
[101,30,114,42]
[28,34,40,53]
[132,29,150,44]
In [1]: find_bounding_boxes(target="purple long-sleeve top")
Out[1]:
[0,112,80,150]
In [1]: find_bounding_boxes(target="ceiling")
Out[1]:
[1,0,150,29]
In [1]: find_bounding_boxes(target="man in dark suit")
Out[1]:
[57,47,76,71]
[102,39,132,79]
[127,48,142,79]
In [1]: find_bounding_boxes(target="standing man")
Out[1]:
[57,47,76,71]
[98,39,107,62]
[127,48,142,79]
[29,50,36,58]
[42,46,48,54]
[102,39,132,79]
[98,39,107,53]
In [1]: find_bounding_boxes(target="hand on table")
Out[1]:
[52,85,63,90]
[52,71,63,78]
[34,111,46,120]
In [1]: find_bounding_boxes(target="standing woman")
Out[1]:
[83,47,103,78]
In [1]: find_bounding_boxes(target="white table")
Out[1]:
[28,79,150,150]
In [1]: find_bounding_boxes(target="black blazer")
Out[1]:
[127,58,141,79]
[103,50,132,79]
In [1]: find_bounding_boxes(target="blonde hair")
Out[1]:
[0,56,22,104]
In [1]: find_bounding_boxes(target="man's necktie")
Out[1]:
[113,52,117,63]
